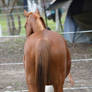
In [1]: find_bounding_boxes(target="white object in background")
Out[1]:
[27,0,37,12]
[0,24,2,36]
[55,9,61,32]
[45,85,54,92]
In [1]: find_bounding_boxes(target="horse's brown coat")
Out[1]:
[24,9,73,92]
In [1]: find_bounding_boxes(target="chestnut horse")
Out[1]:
[24,9,73,92]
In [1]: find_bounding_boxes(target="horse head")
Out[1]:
[24,9,46,37]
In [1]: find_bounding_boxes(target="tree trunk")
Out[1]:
[1,0,20,35]
[7,14,21,35]
[8,14,16,35]
[16,15,21,35]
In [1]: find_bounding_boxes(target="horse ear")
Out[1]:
[35,8,40,15]
[24,10,28,17]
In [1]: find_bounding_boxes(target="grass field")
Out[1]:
[0,13,66,36]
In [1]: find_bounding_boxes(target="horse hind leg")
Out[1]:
[53,77,64,92]
[25,67,37,92]
[53,82,64,92]
[24,58,37,92]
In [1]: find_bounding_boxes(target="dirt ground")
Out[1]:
[0,37,92,92]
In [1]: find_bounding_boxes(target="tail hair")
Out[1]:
[35,40,49,92]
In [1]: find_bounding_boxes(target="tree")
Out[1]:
[1,0,21,35]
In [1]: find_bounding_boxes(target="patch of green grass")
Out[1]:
[14,38,25,44]
[88,47,92,52]
[0,13,66,36]
[0,16,7,35]
[0,14,26,36]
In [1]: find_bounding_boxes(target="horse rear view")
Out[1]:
[24,9,72,92]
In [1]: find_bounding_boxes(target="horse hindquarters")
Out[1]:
[35,39,49,92]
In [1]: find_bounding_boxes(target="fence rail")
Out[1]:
[0,12,24,16]
[0,6,26,10]
[0,5,41,10]
[61,30,92,34]
[0,58,92,66]
[4,86,92,92]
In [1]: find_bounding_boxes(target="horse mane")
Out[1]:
[25,10,47,37]
[39,17,46,28]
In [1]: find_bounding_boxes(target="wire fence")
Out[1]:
[0,12,24,16]
[0,6,27,10]
[3,86,92,92]
[0,58,92,66]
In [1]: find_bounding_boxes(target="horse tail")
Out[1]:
[63,39,71,76]
[64,40,74,85]
[66,47,71,76]
[68,73,74,86]
[66,47,74,86]
[35,39,49,92]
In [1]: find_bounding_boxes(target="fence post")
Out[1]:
[55,9,61,32]
[0,24,2,36]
